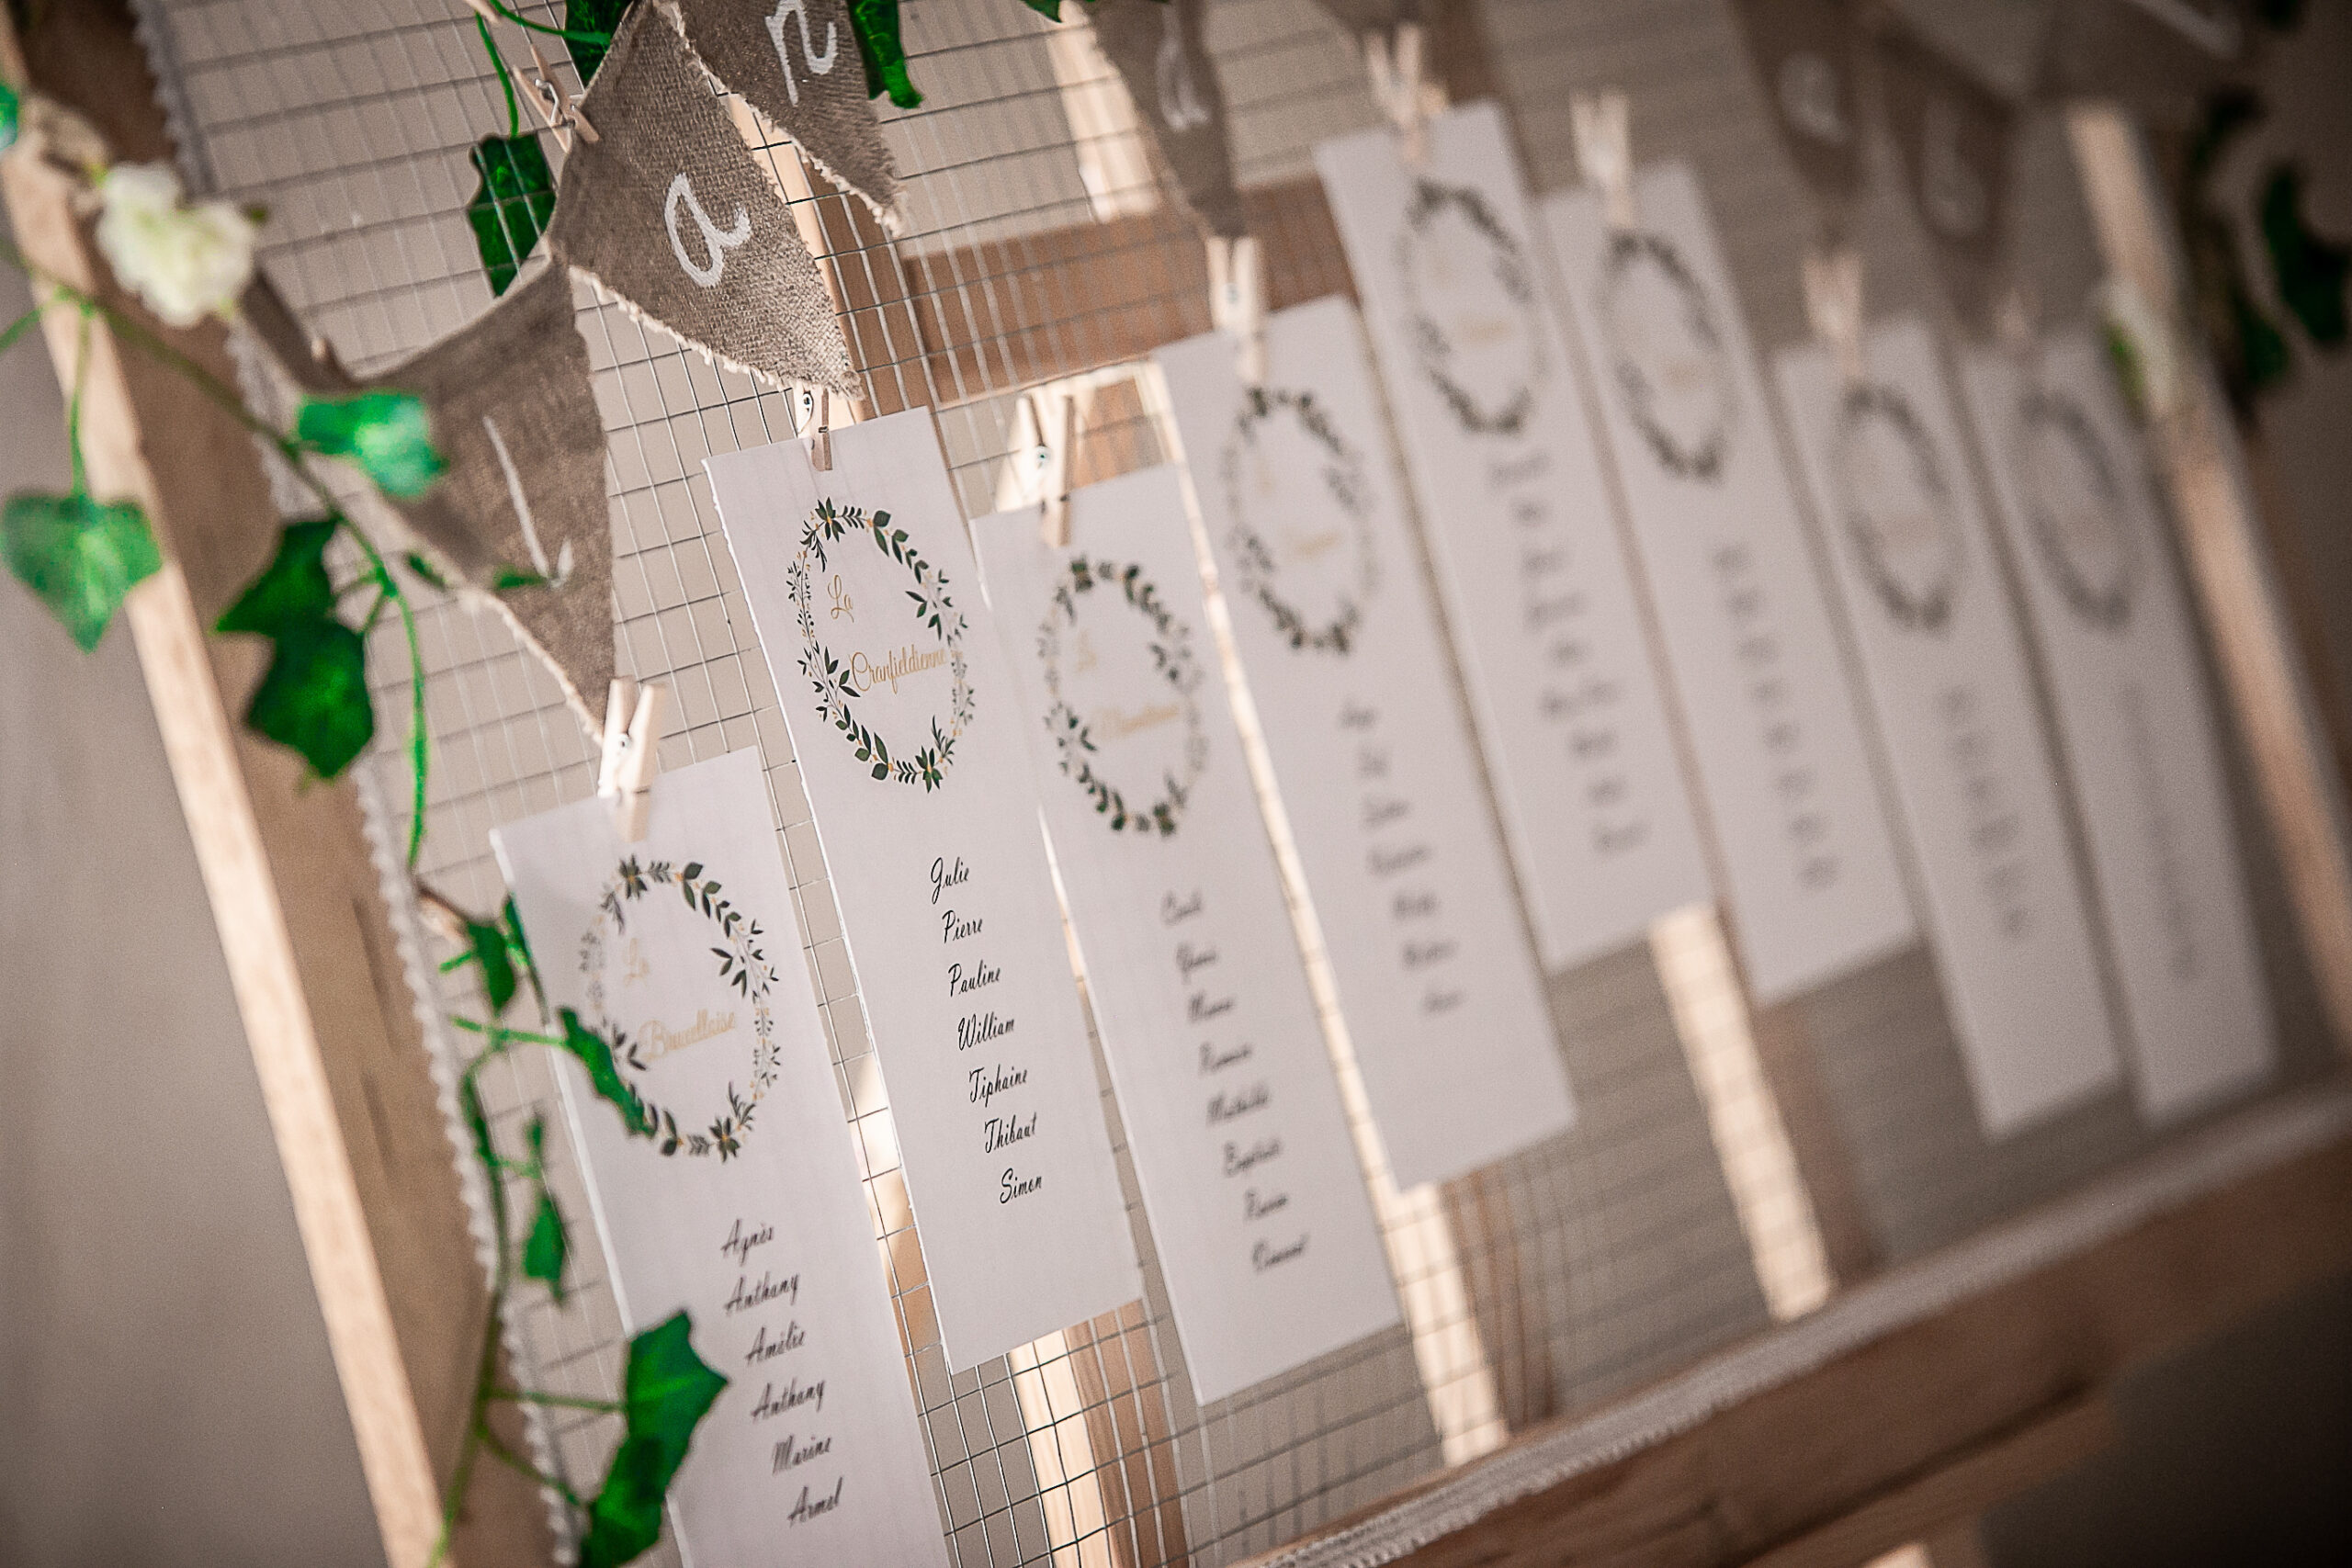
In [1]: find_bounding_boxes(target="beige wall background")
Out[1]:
[0,240,385,1566]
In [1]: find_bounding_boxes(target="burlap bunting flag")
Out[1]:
[670,0,901,227]
[376,265,616,726]
[1726,0,1864,215]
[1087,0,1247,239]
[549,2,857,397]
[1876,23,2017,330]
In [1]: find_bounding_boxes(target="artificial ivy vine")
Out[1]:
[0,84,722,1568]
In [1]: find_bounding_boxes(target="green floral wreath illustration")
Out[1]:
[1220,386,1379,656]
[2019,389,2136,634]
[581,855,780,1160]
[1597,228,1737,484]
[1399,178,1546,437]
[786,499,977,790]
[1835,382,1965,636]
[1035,556,1209,838]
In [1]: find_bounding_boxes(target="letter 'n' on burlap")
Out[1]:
[550,1,857,398]
[670,0,901,229]
[1086,0,1248,239]
[374,265,616,728]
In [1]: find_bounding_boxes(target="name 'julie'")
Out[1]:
[930,855,969,906]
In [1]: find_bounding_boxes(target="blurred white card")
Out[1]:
[972,468,1403,1404]
[1775,319,2124,1135]
[493,750,947,1567]
[1157,297,1574,1189]
[1544,164,1916,1003]
[1960,331,2273,1121]
[1316,104,1712,970]
[707,413,1142,1368]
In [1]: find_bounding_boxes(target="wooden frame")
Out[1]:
[6,4,2347,1568]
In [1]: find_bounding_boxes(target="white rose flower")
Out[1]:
[93,163,260,329]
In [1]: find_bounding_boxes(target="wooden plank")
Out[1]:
[1227,1104,2352,1568]
[1742,1396,2114,1568]
[0,7,547,1566]
[2066,106,2352,1057]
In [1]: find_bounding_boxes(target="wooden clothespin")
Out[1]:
[1803,244,1868,390]
[1570,90,1638,233]
[462,0,598,148]
[597,679,667,843]
[1029,389,1079,548]
[808,386,833,472]
[1364,22,1441,169]
[1207,234,1268,390]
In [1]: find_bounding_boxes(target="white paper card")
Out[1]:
[1773,320,2124,1134]
[1543,164,1916,1003]
[1959,332,2274,1120]
[492,750,948,1568]
[1315,104,1712,971]
[972,468,1404,1404]
[707,412,1142,1368]
[1156,298,1575,1189]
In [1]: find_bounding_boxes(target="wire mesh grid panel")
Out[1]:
[125,0,2334,1563]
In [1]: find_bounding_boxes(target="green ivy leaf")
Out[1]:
[0,79,19,154]
[217,516,339,637]
[505,895,548,1019]
[3,491,163,651]
[466,919,519,1014]
[466,133,557,299]
[566,0,632,84]
[560,1008,653,1136]
[402,550,450,592]
[2261,164,2350,348]
[523,1183,571,1303]
[297,390,448,499]
[245,615,375,779]
[848,0,921,108]
[579,1313,728,1568]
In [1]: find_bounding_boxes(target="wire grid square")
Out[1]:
[128,0,2333,1562]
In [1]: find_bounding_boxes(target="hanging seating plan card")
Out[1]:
[492,750,949,1567]
[707,412,1144,1369]
[1774,319,2124,1135]
[1156,297,1576,1190]
[1315,102,1713,973]
[1543,164,1916,1005]
[1959,331,2273,1121]
[972,466,1404,1405]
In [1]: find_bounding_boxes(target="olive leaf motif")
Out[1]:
[465,133,558,299]
[578,1313,729,1568]
[2,492,163,651]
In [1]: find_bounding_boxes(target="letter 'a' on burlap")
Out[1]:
[670,0,901,228]
[1087,0,1247,239]
[377,265,616,728]
[549,2,857,398]
[1725,0,1865,215]
[1875,23,2017,332]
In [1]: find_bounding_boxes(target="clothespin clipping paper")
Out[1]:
[1803,243,1868,390]
[1571,89,1639,233]
[1031,389,1079,548]
[1365,22,1442,169]
[1208,234,1267,389]
[598,678,668,843]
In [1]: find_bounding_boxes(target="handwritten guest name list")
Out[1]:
[1543,164,1916,1004]
[1317,102,1712,971]
[1960,331,2273,1121]
[1158,298,1575,1190]
[708,412,1142,1370]
[973,466,1403,1404]
[1775,320,2124,1135]
[492,750,948,1567]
